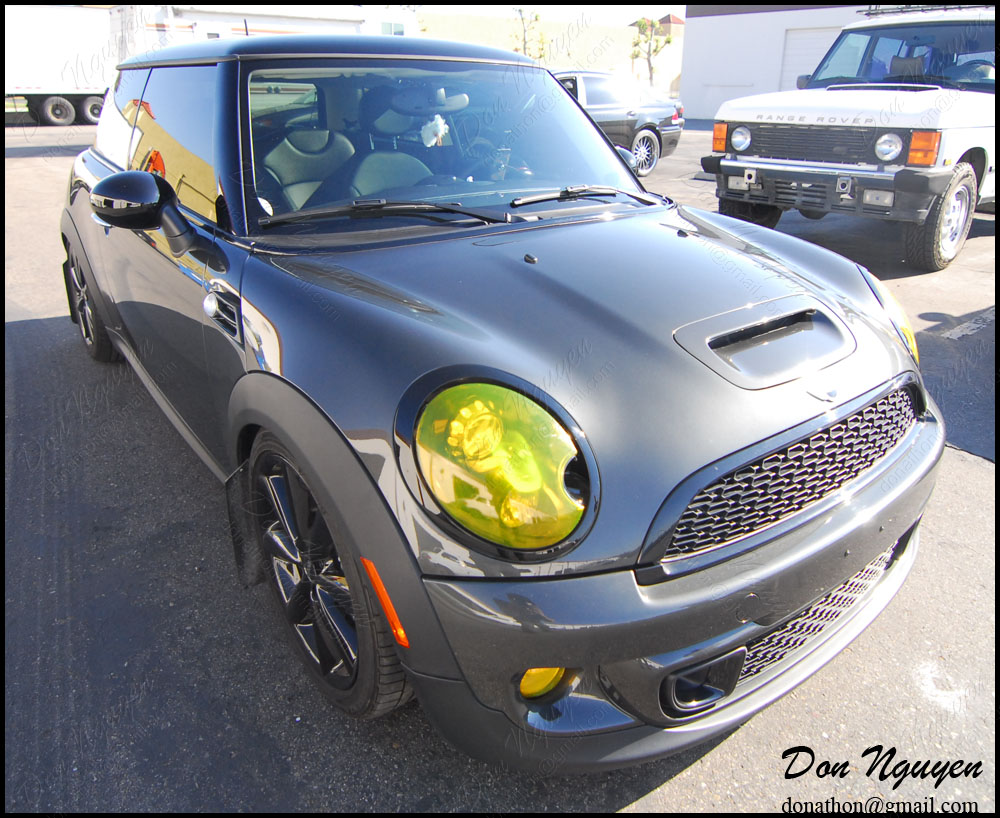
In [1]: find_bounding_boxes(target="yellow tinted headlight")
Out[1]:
[415,383,586,549]
[867,273,919,365]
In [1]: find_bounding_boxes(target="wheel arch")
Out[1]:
[226,371,462,678]
[60,209,114,329]
[957,148,987,199]
[636,123,662,150]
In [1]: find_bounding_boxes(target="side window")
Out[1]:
[582,76,620,106]
[94,68,149,169]
[130,65,218,222]
[559,77,578,99]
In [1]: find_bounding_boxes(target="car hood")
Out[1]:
[256,205,916,573]
[716,87,993,129]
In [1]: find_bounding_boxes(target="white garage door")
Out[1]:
[779,27,843,90]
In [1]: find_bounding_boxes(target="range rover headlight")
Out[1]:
[875,133,904,162]
[861,268,919,364]
[414,383,587,550]
[730,125,752,152]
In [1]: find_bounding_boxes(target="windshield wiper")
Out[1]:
[259,199,513,228]
[509,185,663,208]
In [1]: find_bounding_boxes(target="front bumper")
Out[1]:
[701,155,953,223]
[407,394,945,772]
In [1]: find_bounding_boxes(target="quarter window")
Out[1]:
[95,68,149,169]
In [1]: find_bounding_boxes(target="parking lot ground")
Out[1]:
[5,123,995,813]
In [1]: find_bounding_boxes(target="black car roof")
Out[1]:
[118,34,536,70]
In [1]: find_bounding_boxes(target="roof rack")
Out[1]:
[861,4,992,16]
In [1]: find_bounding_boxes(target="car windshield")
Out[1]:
[808,20,995,92]
[246,59,644,232]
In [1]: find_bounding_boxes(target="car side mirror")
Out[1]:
[796,74,811,90]
[616,145,638,172]
[90,170,199,258]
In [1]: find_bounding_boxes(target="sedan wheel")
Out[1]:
[248,433,412,717]
[631,130,660,177]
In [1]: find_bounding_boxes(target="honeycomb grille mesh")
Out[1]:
[665,388,917,559]
[738,543,897,683]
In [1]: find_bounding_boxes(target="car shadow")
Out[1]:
[775,210,995,277]
[5,315,723,811]
[915,307,996,462]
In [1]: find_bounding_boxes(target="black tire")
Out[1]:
[799,209,826,220]
[631,129,660,177]
[719,198,782,229]
[248,432,412,718]
[903,162,977,272]
[39,96,75,127]
[78,96,104,125]
[66,249,119,362]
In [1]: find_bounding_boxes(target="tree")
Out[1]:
[513,7,545,60]
[631,17,671,86]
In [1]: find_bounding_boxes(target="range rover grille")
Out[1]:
[665,388,918,559]
[738,541,898,683]
[740,124,882,164]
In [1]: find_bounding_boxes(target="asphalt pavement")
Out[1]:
[5,122,995,812]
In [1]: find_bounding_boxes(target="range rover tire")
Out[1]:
[904,162,977,272]
[248,431,413,718]
[38,96,76,127]
[719,198,782,229]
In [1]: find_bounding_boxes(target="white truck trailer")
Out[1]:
[6,5,415,126]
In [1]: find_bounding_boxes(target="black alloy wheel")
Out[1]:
[67,252,117,362]
[248,432,412,717]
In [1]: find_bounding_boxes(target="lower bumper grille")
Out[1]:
[738,540,900,684]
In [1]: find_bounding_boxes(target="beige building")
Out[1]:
[417,8,684,97]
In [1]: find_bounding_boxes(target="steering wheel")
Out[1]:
[950,59,995,80]
[461,137,532,181]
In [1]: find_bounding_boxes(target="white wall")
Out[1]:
[680,6,866,119]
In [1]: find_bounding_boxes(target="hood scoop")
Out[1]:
[675,294,856,390]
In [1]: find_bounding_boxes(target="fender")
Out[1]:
[60,207,117,331]
[226,371,462,679]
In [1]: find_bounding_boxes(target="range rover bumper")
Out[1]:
[701,155,954,223]
[406,398,945,772]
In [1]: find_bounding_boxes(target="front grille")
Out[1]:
[738,542,898,683]
[741,124,880,164]
[665,388,918,559]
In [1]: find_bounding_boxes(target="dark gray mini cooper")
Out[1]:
[62,35,944,771]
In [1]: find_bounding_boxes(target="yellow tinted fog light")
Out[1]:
[519,667,566,698]
[415,383,586,549]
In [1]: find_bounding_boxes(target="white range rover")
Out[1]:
[702,6,995,270]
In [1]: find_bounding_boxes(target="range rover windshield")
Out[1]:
[808,21,995,92]
[246,59,647,232]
